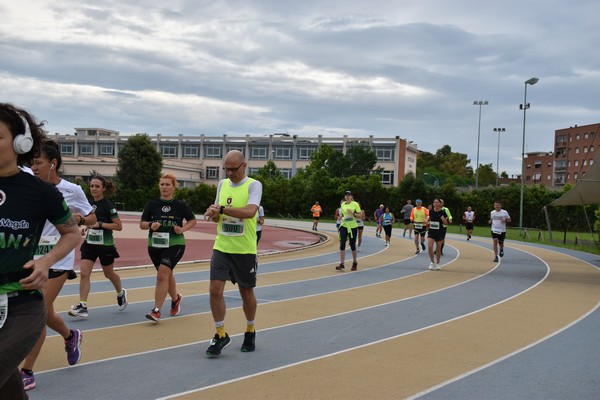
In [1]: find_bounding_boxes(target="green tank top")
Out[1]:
[214,178,258,254]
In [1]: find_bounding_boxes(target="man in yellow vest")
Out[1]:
[203,150,263,357]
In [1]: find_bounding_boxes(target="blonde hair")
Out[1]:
[160,173,179,189]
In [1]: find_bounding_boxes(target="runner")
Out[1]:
[380,206,395,247]
[203,150,263,357]
[335,204,342,230]
[356,208,366,252]
[400,199,414,239]
[439,199,453,256]
[489,201,511,262]
[427,199,449,271]
[310,201,322,231]
[141,173,197,322]
[21,140,96,391]
[69,176,127,319]
[374,204,384,238]
[0,104,80,398]
[256,205,265,244]
[410,199,429,254]
[463,206,475,240]
[335,191,361,271]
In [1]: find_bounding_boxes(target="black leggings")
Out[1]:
[339,226,358,251]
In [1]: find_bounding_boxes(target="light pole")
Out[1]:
[519,77,539,236]
[424,172,439,188]
[493,128,506,187]
[473,100,488,189]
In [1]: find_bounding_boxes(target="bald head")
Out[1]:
[224,150,245,164]
[223,150,247,183]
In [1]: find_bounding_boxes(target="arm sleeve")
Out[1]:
[247,180,263,206]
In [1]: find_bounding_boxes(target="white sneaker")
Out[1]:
[428,262,435,270]
[384,242,389,247]
[435,263,442,271]
[358,246,362,252]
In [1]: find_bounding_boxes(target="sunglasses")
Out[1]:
[223,162,245,172]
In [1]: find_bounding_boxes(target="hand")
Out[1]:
[19,260,49,290]
[149,221,161,231]
[204,204,220,221]
[173,225,183,234]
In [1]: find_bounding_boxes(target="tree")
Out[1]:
[115,134,162,210]
[253,160,283,181]
[476,163,496,186]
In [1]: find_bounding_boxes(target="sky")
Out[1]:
[2,1,599,176]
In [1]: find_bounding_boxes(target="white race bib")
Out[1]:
[429,221,440,230]
[86,229,104,245]
[34,235,59,260]
[0,293,7,329]
[220,216,245,236]
[414,222,423,230]
[151,232,170,248]
[492,229,503,235]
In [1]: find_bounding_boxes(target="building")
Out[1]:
[553,123,599,186]
[52,129,418,187]
[523,151,554,186]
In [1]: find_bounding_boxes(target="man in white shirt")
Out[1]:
[488,201,511,262]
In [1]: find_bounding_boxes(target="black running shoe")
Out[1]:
[206,334,231,358]
[241,331,256,352]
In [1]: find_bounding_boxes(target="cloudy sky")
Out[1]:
[2,1,599,176]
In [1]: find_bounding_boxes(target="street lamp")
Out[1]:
[519,77,539,236]
[473,100,489,189]
[493,128,506,187]
[424,172,440,188]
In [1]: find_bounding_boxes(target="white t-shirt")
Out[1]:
[256,205,265,232]
[490,209,510,233]
[464,211,475,222]
[40,179,93,271]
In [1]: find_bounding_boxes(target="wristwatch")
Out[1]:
[78,215,85,226]
[219,206,225,215]
[98,221,104,229]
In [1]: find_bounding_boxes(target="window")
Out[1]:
[590,145,595,152]
[204,145,222,158]
[60,143,74,156]
[206,166,219,180]
[584,133,589,139]
[583,160,587,166]
[279,168,292,179]
[247,167,260,176]
[250,146,268,159]
[526,163,532,169]
[297,146,314,160]
[79,144,93,156]
[576,134,580,140]
[161,145,178,158]
[534,161,542,168]
[575,147,580,154]
[380,170,395,185]
[584,146,588,153]
[407,156,415,163]
[99,144,114,156]
[273,146,291,160]
[374,147,394,161]
[547,175,551,181]
[575,160,579,166]
[574,172,578,180]
[533,173,541,181]
[183,145,199,158]
[591,159,594,165]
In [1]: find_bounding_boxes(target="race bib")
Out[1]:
[34,235,59,260]
[492,229,503,235]
[0,293,7,329]
[429,221,440,230]
[467,218,473,222]
[221,216,245,236]
[151,232,170,248]
[343,216,354,222]
[414,222,423,230]
[86,229,104,245]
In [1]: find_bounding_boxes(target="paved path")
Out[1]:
[28,221,600,399]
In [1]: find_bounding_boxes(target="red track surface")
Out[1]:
[76,216,320,269]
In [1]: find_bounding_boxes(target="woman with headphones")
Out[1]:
[20,140,97,391]
[0,103,80,398]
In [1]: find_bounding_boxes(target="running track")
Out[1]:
[28,219,600,399]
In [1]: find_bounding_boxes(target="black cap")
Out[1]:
[345,190,352,195]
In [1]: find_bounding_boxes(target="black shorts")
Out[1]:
[404,219,411,225]
[357,226,364,231]
[148,245,185,270]
[210,249,257,288]
[383,224,392,237]
[49,269,77,280]
[313,216,320,221]
[465,222,474,230]
[80,242,120,266]
[256,230,262,243]
[428,228,445,242]
[492,231,507,243]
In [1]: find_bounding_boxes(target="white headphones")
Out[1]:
[13,114,34,154]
